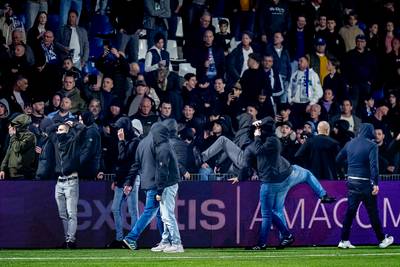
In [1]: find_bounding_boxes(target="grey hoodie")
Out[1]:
[0,98,10,118]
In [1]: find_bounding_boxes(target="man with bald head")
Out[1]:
[295,121,341,180]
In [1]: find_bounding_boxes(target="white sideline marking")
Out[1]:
[1,253,400,261]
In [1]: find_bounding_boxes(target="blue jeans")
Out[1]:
[259,181,291,245]
[159,184,182,245]
[199,166,213,181]
[273,165,326,228]
[55,178,79,242]
[125,189,162,242]
[111,176,140,241]
[60,0,83,26]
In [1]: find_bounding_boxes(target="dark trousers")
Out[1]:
[341,180,385,242]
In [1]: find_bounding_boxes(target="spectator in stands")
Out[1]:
[143,0,171,49]
[265,32,291,102]
[261,54,282,110]
[5,75,30,114]
[181,73,198,105]
[322,58,347,102]
[288,14,313,73]
[0,114,36,180]
[288,56,323,129]
[0,2,25,46]
[339,13,364,52]
[57,74,86,114]
[158,101,172,121]
[316,16,345,60]
[383,37,400,90]
[87,98,103,126]
[61,57,83,87]
[382,21,395,54]
[178,103,204,137]
[130,96,158,136]
[144,33,171,73]
[25,1,48,31]
[27,11,49,50]
[106,116,141,248]
[386,92,400,136]
[259,0,291,43]
[214,19,232,56]
[127,80,152,117]
[276,121,298,164]
[307,38,331,85]
[212,77,228,114]
[48,96,75,123]
[315,14,327,33]
[331,119,354,148]
[111,0,144,64]
[240,53,268,105]
[7,43,32,80]
[368,102,390,142]
[226,31,258,86]
[375,128,395,174]
[193,29,225,82]
[330,99,361,134]
[366,23,379,53]
[8,29,35,66]
[318,88,341,122]
[360,94,376,122]
[56,9,89,69]
[78,112,101,180]
[59,0,83,26]
[226,82,247,121]
[306,103,322,130]
[295,121,340,180]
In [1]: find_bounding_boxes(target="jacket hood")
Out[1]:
[81,111,95,126]
[114,117,134,138]
[0,98,10,118]
[151,122,169,146]
[236,113,252,129]
[162,118,178,138]
[11,114,31,130]
[357,123,375,139]
[260,117,276,138]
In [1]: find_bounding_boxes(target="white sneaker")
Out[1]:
[163,244,184,253]
[379,235,394,249]
[338,240,356,249]
[151,243,170,252]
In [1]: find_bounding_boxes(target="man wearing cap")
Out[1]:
[307,37,332,84]
[343,34,377,114]
[57,74,86,114]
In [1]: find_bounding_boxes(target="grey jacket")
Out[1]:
[56,25,89,63]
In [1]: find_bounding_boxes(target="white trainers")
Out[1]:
[379,235,394,249]
[151,243,170,252]
[163,244,184,253]
[338,240,356,249]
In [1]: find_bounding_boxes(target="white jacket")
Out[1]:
[288,68,323,105]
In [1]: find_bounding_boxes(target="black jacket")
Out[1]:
[240,136,292,183]
[152,123,180,194]
[295,134,340,180]
[79,113,101,179]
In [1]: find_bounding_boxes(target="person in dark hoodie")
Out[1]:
[78,112,101,180]
[122,123,163,251]
[106,116,142,248]
[36,120,85,248]
[0,114,36,180]
[151,122,184,253]
[336,123,394,249]
[229,117,336,249]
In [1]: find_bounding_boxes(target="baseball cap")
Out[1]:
[315,37,326,46]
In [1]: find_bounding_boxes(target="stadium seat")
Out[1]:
[138,39,148,60]
[167,40,179,59]
[212,17,230,33]
[179,63,196,76]
[89,37,106,58]
[47,14,60,34]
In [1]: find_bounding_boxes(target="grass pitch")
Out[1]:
[1,246,399,266]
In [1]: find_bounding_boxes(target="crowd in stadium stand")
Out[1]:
[1,0,400,182]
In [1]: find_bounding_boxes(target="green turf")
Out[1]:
[1,246,399,266]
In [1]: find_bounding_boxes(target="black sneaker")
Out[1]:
[58,242,68,249]
[66,241,76,249]
[246,244,267,250]
[277,234,295,249]
[321,194,336,203]
[106,240,125,249]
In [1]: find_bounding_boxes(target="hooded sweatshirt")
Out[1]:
[79,112,101,179]
[152,122,180,194]
[336,123,379,185]
[1,114,36,178]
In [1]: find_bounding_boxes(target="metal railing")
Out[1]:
[100,173,400,182]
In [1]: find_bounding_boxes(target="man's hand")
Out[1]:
[372,185,379,196]
[111,182,116,191]
[156,195,162,201]
[117,128,125,141]
[8,126,16,136]
[183,171,191,180]
[228,177,239,184]
[387,166,395,173]
[201,163,209,169]
[124,185,132,195]
[0,171,5,180]
[252,120,263,127]
[254,128,261,137]
[261,35,267,43]
[214,166,220,173]
[35,146,42,154]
